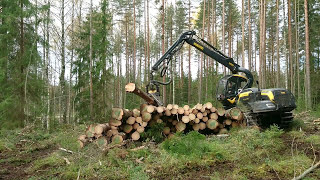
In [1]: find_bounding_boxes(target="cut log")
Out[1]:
[156,119,163,124]
[206,119,219,130]
[173,104,179,109]
[140,104,148,113]
[133,123,139,129]
[176,122,186,132]
[78,140,85,148]
[231,121,240,128]
[216,108,226,116]
[210,107,217,113]
[193,124,200,131]
[194,118,200,124]
[184,110,190,116]
[142,112,152,122]
[131,131,140,141]
[205,102,213,109]
[137,126,145,133]
[183,105,190,111]
[163,127,171,135]
[202,117,209,122]
[200,107,206,113]
[228,108,244,121]
[225,119,232,126]
[86,125,95,138]
[111,129,119,135]
[96,136,108,148]
[188,113,196,121]
[109,119,122,127]
[94,124,107,135]
[78,135,87,143]
[199,122,206,130]
[197,112,203,119]
[165,109,172,116]
[166,104,173,110]
[110,126,118,130]
[192,109,199,114]
[132,109,140,117]
[196,103,202,110]
[171,108,178,115]
[172,120,178,125]
[136,117,142,123]
[168,134,175,139]
[123,124,133,134]
[209,113,218,120]
[202,111,208,117]
[106,130,113,137]
[218,128,228,134]
[218,124,225,129]
[146,105,155,113]
[167,118,173,122]
[178,107,184,115]
[182,116,190,123]
[126,117,136,125]
[141,121,148,127]
[125,83,157,105]
[112,135,123,144]
[112,108,132,120]
[156,106,165,113]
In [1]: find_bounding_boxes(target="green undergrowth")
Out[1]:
[0,123,320,180]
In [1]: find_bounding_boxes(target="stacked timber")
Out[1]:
[78,103,246,148]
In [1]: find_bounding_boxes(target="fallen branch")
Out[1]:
[130,146,145,151]
[63,157,71,165]
[292,160,320,180]
[59,147,74,154]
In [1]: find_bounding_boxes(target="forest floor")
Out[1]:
[1,112,320,180]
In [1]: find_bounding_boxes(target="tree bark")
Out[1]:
[89,0,94,121]
[188,0,191,104]
[276,0,280,87]
[133,0,136,82]
[304,0,311,109]
[248,0,252,71]
[162,0,166,106]
[222,0,226,75]
[288,0,294,94]
[241,0,245,68]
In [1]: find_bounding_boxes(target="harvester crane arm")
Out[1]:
[147,30,254,106]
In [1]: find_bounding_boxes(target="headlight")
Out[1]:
[266,103,275,108]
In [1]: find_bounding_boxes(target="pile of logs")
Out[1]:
[78,102,246,148]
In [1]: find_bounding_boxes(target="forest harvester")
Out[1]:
[131,31,296,128]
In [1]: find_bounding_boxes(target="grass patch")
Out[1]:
[1,121,320,180]
[161,131,210,157]
[27,152,65,173]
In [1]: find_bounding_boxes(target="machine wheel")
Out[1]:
[279,111,294,128]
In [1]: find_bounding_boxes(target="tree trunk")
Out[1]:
[241,0,245,68]
[162,0,166,106]
[295,0,300,99]
[222,0,226,75]
[188,0,191,104]
[304,0,311,109]
[276,0,280,87]
[133,0,136,82]
[89,0,94,121]
[288,0,294,94]
[248,0,252,71]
